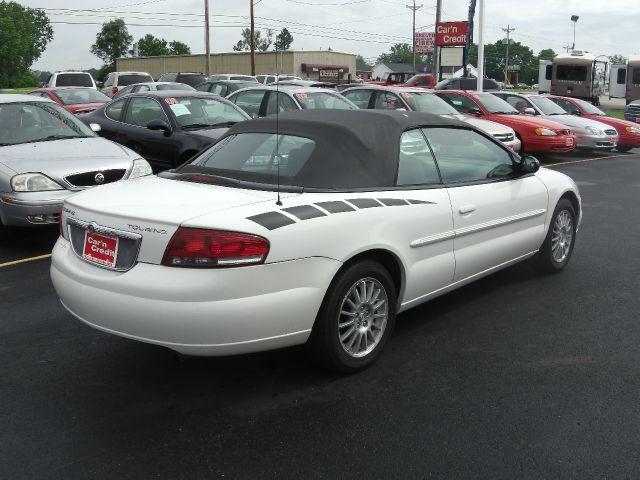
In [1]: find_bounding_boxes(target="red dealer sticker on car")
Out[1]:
[164,97,178,105]
[83,231,118,268]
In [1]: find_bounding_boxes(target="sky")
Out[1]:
[21,0,640,72]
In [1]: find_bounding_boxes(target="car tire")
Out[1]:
[536,199,577,273]
[307,260,397,373]
[616,145,632,153]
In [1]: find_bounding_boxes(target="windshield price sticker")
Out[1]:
[169,104,191,116]
[83,231,118,268]
[400,92,414,99]
[295,93,309,101]
[164,97,178,105]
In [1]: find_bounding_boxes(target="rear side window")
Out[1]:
[266,92,297,116]
[124,97,167,127]
[195,83,211,92]
[230,90,267,116]
[118,74,154,86]
[105,98,126,121]
[342,90,373,109]
[545,65,553,80]
[210,84,229,96]
[374,92,403,110]
[422,128,514,184]
[56,73,93,87]
[396,130,440,186]
[616,68,626,84]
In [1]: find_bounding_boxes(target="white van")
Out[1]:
[44,71,97,89]
[538,60,552,94]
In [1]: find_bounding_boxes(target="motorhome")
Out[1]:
[550,51,607,104]
[538,59,552,93]
[608,55,640,104]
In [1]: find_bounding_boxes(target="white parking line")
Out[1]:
[545,153,631,168]
[0,254,52,268]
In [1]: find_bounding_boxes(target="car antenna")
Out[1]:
[275,40,282,206]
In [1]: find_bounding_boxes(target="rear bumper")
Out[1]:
[0,190,73,226]
[51,237,341,356]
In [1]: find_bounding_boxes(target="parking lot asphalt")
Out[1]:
[2,149,640,479]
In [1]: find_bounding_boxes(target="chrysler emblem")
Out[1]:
[95,172,105,184]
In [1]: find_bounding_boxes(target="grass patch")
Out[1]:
[0,87,35,94]
[603,109,625,120]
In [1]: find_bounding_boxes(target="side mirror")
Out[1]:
[519,155,540,174]
[468,107,483,116]
[250,113,259,119]
[147,119,172,137]
[523,107,537,115]
[89,123,101,133]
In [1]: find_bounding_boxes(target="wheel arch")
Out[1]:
[559,190,581,224]
[338,248,405,305]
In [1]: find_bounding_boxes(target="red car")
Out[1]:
[547,95,640,152]
[29,87,111,114]
[435,90,577,154]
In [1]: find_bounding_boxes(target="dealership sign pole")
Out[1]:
[477,0,485,91]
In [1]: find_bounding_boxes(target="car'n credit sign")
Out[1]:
[435,21,469,46]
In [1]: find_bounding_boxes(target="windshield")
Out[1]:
[528,96,568,115]
[185,133,316,186]
[293,92,356,110]
[118,74,153,86]
[165,96,250,128]
[475,94,519,114]
[156,83,195,91]
[399,91,459,115]
[230,76,258,82]
[0,102,94,146]
[56,73,93,87]
[573,98,606,115]
[54,88,110,105]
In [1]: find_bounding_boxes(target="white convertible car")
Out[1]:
[51,110,581,372]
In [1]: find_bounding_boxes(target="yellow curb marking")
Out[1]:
[0,254,52,268]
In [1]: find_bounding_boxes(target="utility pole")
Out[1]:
[406,0,423,72]
[250,0,256,76]
[502,24,515,84]
[204,0,211,76]
[432,0,442,80]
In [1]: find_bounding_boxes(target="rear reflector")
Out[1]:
[162,228,269,268]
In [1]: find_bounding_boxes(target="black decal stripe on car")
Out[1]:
[315,201,356,213]
[348,198,383,209]
[407,199,435,205]
[247,212,297,230]
[378,198,410,206]
[282,205,327,220]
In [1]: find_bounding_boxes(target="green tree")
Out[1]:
[468,40,537,84]
[232,28,272,52]
[275,28,294,51]
[609,54,626,65]
[0,2,53,88]
[91,18,133,65]
[169,41,190,55]
[538,49,556,61]
[377,43,413,65]
[356,55,373,71]
[137,34,168,56]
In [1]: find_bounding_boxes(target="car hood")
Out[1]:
[584,115,637,131]
[447,114,514,135]
[535,114,614,131]
[0,137,136,176]
[64,174,299,227]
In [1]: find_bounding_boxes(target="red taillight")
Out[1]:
[162,228,270,268]
[112,86,118,95]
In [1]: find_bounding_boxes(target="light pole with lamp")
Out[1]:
[571,15,579,51]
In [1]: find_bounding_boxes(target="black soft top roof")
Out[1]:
[217,110,468,189]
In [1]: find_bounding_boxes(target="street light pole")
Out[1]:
[204,0,211,76]
[571,15,579,51]
[406,0,423,73]
[250,0,256,76]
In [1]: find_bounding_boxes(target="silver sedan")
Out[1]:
[0,95,152,230]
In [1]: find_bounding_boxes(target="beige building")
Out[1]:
[117,51,357,82]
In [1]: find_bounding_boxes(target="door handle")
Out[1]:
[459,204,476,214]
